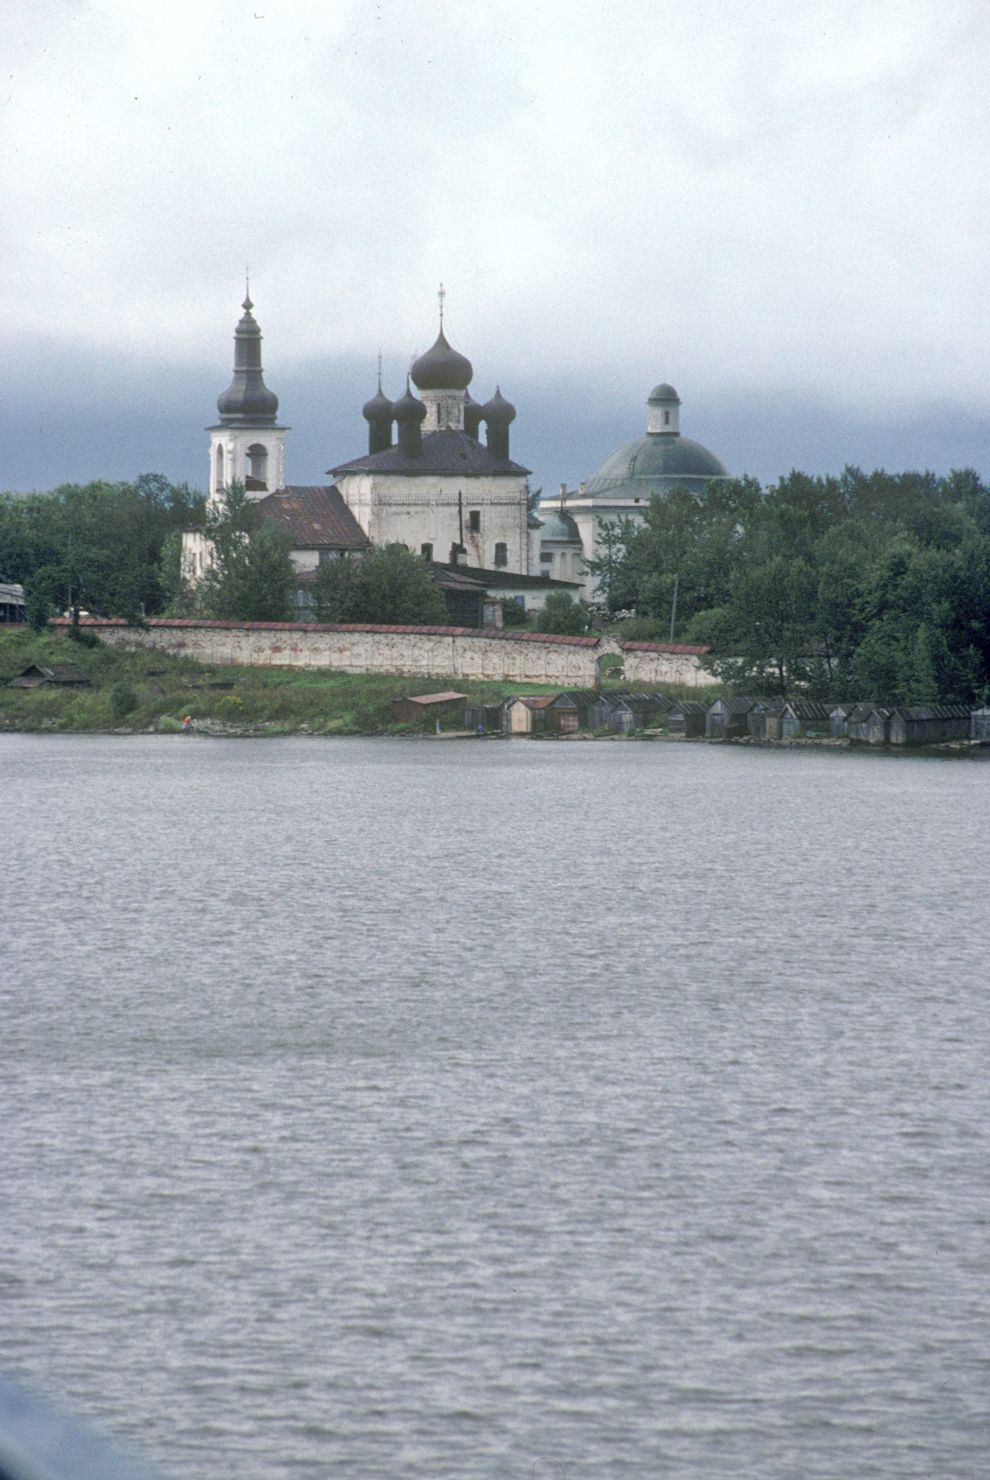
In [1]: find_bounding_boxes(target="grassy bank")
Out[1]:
[0,628,711,735]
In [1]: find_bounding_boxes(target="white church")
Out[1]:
[183,292,730,615]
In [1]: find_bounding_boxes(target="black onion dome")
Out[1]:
[481,386,516,425]
[216,296,280,424]
[648,383,681,403]
[391,381,426,423]
[410,329,473,391]
[362,383,393,423]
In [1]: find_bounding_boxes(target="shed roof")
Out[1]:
[507,694,556,710]
[8,662,90,686]
[403,691,468,707]
[256,485,369,550]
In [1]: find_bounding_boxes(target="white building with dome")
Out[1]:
[536,382,730,600]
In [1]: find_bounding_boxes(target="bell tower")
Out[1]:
[207,288,288,505]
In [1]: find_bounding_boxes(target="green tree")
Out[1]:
[310,544,445,625]
[536,590,587,635]
[199,483,296,621]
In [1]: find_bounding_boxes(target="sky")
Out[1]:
[0,0,986,495]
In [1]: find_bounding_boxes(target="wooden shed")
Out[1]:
[667,700,707,738]
[7,663,91,689]
[747,701,786,741]
[0,582,26,624]
[461,703,504,734]
[548,689,600,733]
[505,695,555,734]
[847,706,891,744]
[971,706,990,743]
[706,696,765,739]
[829,703,854,738]
[391,691,467,724]
[779,699,833,739]
[888,705,971,746]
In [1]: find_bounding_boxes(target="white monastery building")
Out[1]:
[184,291,730,612]
[536,383,730,600]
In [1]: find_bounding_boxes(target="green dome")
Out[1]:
[584,433,728,502]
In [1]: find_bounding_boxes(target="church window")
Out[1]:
[663,410,670,426]
[541,552,554,564]
[420,543,433,562]
[468,510,481,533]
[247,443,269,489]
[494,542,507,567]
[215,445,224,489]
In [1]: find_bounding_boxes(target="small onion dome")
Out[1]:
[362,384,393,424]
[410,329,473,391]
[463,389,483,437]
[481,386,516,425]
[391,381,426,423]
[648,383,681,404]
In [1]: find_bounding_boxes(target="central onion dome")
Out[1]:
[216,296,280,425]
[410,329,473,391]
[583,382,728,502]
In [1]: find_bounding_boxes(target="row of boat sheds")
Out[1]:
[393,690,990,745]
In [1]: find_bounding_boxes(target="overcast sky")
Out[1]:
[1,0,986,494]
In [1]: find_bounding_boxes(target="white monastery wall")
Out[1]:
[70,619,717,687]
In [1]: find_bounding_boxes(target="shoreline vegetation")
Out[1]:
[0,629,985,756]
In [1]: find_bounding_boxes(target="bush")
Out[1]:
[109,682,138,718]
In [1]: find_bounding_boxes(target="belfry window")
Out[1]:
[215,445,225,489]
[494,542,507,567]
[247,443,269,490]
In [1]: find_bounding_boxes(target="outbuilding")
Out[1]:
[504,694,555,734]
[888,705,971,746]
[391,691,468,725]
[829,703,854,738]
[847,706,891,744]
[0,582,26,624]
[7,663,91,689]
[706,696,765,739]
[779,699,833,740]
[666,700,707,738]
[971,706,990,744]
[548,689,600,733]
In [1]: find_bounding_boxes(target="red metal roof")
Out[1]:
[255,485,370,550]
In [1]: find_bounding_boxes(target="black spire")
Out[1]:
[216,296,280,425]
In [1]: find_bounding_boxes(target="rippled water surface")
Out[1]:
[3,734,990,1478]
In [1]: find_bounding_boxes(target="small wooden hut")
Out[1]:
[847,706,891,744]
[504,695,555,734]
[461,703,504,734]
[667,700,707,738]
[706,696,765,739]
[548,690,599,733]
[887,705,971,746]
[391,691,467,725]
[829,703,854,738]
[779,699,833,740]
[971,706,990,743]
[7,663,91,689]
[747,701,786,741]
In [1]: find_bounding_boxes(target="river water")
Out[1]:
[2,734,989,1479]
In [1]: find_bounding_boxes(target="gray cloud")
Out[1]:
[0,0,986,492]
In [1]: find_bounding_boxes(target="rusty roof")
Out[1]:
[402,691,469,706]
[620,640,710,655]
[255,485,370,550]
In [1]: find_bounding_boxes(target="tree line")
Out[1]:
[589,467,990,702]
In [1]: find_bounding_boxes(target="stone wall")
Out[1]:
[64,618,718,688]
